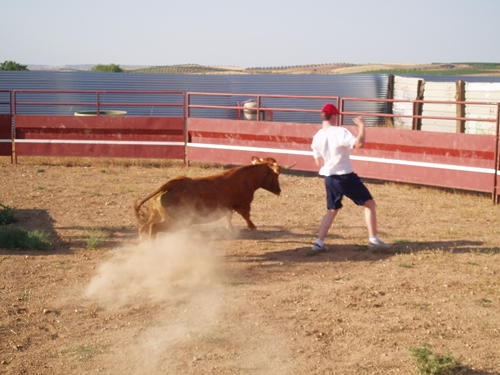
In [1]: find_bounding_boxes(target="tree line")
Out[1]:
[0,61,123,72]
[0,61,29,70]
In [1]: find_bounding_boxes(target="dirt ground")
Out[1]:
[1,156,499,375]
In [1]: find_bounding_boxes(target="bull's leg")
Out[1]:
[225,211,234,231]
[138,222,150,240]
[150,219,176,238]
[235,206,257,231]
[138,211,159,240]
[144,199,180,240]
[139,214,160,242]
[149,200,175,239]
[150,222,161,239]
[138,197,164,241]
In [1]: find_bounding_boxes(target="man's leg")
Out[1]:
[364,199,392,248]
[363,199,377,237]
[318,209,339,241]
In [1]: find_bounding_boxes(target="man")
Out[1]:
[309,103,391,256]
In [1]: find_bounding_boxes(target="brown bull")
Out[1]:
[134,156,294,239]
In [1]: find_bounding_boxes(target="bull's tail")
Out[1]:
[133,181,174,224]
[134,197,152,224]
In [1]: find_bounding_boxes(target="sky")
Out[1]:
[3,0,500,68]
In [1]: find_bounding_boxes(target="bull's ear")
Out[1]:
[251,156,262,165]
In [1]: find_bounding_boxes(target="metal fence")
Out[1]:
[1,88,499,203]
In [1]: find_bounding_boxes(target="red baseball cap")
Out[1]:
[322,103,339,115]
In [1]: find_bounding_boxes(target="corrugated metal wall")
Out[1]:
[0,72,230,118]
[229,74,387,125]
[0,71,388,125]
[2,71,500,130]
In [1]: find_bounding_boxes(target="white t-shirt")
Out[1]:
[311,126,356,176]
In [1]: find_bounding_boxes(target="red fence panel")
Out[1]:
[0,89,12,158]
[349,126,497,193]
[0,114,12,157]
[187,117,316,168]
[14,115,185,160]
[187,118,497,195]
[11,89,186,162]
[186,92,339,168]
[5,89,500,203]
[186,92,500,203]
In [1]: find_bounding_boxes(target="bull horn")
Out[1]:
[279,161,297,170]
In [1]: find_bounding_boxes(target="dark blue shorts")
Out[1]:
[324,173,373,210]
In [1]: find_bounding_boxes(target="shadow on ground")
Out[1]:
[0,209,139,255]
[227,239,493,266]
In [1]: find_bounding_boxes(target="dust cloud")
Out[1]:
[84,229,223,310]
[81,225,292,374]
[81,227,228,373]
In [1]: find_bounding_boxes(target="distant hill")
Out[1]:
[128,63,500,76]
[26,62,500,75]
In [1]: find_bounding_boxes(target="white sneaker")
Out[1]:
[307,243,329,256]
[368,239,392,249]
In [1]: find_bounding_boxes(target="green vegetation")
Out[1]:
[89,63,123,72]
[0,203,17,225]
[0,227,51,250]
[0,203,50,250]
[361,63,500,76]
[61,342,108,361]
[85,227,109,250]
[475,298,492,307]
[408,342,463,375]
[398,262,414,268]
[51,259,73,270]
[360,68,500,75]
[0,60,29,71]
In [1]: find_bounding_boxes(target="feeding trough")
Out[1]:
[74,110,127,116]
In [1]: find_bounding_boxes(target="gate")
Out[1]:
[12,90,186,162]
